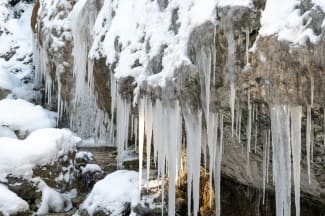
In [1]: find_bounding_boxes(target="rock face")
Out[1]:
[34,0,325,215]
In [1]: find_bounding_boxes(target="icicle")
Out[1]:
[145,98,153,182]
[115,93,131,167]
[238,108,242,144]
[215,114,223,216]
[110,74,117,143]
[167,101,182,216]
[254,124,258,153]
[262,131,268,205]
[184,108,202,216]
[138,98,145,191]
[230,83,236,137]
[246,90,252,161]
[290,106,302,216]
[245,27,250,65]
[266,130,270,184]
[235,101,240,137]
[208,113,219,207]
[311,77,314,107]
[69,0,97,102]
[270,105,291,216]
[306,105,311,184]
[152,100,182,216]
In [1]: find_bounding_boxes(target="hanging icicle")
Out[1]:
[115,93,131,167]
[246,90,252,162]
[306,105,312,184]
[290,106,302,216]
[270,105,291,216]
[215,114,224,216]
[184,108,202,216]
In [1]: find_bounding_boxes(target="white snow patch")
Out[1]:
[37,180,76,215]
[80,170,140,216]
[0,128,80,181]
[0,184,29,216]
[312,0,325,12]
[0,126,17,139]
[90,0,217,88]
[76,151,94,160]
[81,164,102,174]
[0,99,56,133]
[218,0,252,7]
[260,0,320,44]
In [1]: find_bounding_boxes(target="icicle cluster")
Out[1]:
[270,105,302,216]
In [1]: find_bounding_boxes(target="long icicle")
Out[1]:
[215,114,224,216]
[138,98,145,192]
[145,98,153,182]
[184,108,202,216]
[270,105,291,216]
[246,90,252,162]
[306,105,311,184]
[290,106,302,216]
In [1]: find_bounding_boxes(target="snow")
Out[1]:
[218,0,252,7]
[312,0,325,12]
[0,99,56,134]
[0,184,29,216]
[90,0,218,89]
[82,164,102,174]
[80,170,140,216]
[0,2,35,100]
[0,128,80,181]
[37,180,76,215]
[0,126,17,139]
[76,151,94,160]
[260,0,320,44]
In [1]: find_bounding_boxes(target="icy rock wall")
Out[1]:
[34,0,325,215]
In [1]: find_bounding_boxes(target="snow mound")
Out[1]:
[80,170,139,216]
[0,128,81,181]
[0,99,56,134]
[0,126,17,139]
[0,184,29,216]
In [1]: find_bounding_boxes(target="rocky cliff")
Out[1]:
[33,0,325,215]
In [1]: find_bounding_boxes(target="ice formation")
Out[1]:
[270,105,292,216]
[152,100,182,216]
[184,108,202,216]
[290,106,302,216]
[246,91,252,162]
[31,0,325,215]
[269,105,303,216]
[306,105,312,184]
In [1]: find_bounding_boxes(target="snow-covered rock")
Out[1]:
[80,170,139,216]
[0,128,80,181]
[0,183,29,216]
[0,98,56,136]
